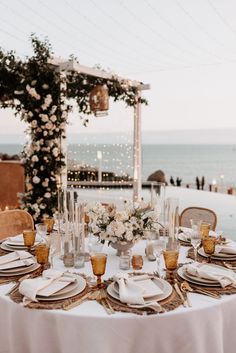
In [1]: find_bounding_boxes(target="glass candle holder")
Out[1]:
[35,244,50,267]
[23,230,36,252]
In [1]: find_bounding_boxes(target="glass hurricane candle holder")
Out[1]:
[90,253,107,288]
[23,230,36,252]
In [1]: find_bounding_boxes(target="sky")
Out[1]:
[1,0,236,141]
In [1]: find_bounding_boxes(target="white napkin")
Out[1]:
[19,269,74,304]
[0,251,33,266]
[7,234,42,244]
[215,241,236,255]
[113,273,161,305]
[184,263,236,287]
[0,258,35,270]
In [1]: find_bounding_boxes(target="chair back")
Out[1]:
[179,207,217,230]
[0,209,34,240]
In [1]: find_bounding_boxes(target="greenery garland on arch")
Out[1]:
[0,35,147,221]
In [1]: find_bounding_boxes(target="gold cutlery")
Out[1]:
[180,281,221,299]
[223,262,236,270]
[174,280,188,307]
[179,283,192,307]
[63,291,95,311]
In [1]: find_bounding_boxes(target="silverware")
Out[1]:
[223,262,236,270]
[6,274,31,296]
[63,291,93,311]
[180,283,192,307]
[180,281,221,299]
[174,280,188,307]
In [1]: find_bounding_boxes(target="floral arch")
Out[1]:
[0,36,148,221]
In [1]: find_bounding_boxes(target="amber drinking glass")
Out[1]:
[200,223,211,239]
[23,230,36,252]
[163,245,179,282]
[43,217,55,234]
[90,253,107,288]
[202,236,216,262]
[131,255,143,270]
[35,244,50,268]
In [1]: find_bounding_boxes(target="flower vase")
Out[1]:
[110,241,134,256]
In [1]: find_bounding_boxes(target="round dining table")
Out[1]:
[0,240,235,353]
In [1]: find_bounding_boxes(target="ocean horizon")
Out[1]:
[1,143,236,189]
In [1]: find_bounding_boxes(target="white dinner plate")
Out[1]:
[0,260,37,274]
[178,234,190,243]
[0,262,40,277]
[198,247,236,260]
[0,243,36,252]
[36,276,86,301]
[177,266,221,287]
[107,278,172,303]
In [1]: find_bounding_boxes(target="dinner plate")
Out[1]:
[0,243,36,252]
[178,234,190,243]
[0,260,37,274]
[107,278,173,303]
[36,276,86,301]
[177,266,221,287]
[0,262,40,276]
[198,247,236,260]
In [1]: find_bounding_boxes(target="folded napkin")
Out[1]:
[19,269,75,304]
[0,251,33,266]
[113,273,162,305]
[215,241,236,255]
[0,258,35,271]
[184,263,236,287]
[7,234,42,244]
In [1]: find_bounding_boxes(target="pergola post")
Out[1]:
[133,89,142,203]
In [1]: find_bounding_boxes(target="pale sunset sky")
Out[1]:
[1,0,236,141]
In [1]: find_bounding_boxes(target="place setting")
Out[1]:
[0,230,43,253]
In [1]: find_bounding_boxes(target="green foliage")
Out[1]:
[0,35,147,221]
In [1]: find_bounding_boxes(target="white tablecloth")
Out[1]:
[0,241,236,353]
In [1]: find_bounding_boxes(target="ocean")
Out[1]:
[1,143,236,188]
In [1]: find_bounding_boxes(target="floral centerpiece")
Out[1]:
[85,201,159,255]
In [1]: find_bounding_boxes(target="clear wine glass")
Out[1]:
[49,233,60,269]
[190,219,202,262]
[152,238,166,276]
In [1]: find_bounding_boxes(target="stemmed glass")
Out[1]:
[23,230,36,252]
[190,219,202,262]
[152,238,166,277]
[90,253,107,288]
[48,233,60,269]
[202,237,216,263]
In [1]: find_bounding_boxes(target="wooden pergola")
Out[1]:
[54,59,150,202]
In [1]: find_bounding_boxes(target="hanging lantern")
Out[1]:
[89,84,109,117]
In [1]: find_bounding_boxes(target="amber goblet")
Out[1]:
[200,223,211,239]
[163,243,179,282]
[35,244,50,268]
[202,236,216,262]
[43,217,55,234]
[90,253,107,288]
[23,230,36,252]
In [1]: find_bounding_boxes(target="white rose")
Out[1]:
[42,179,49,187]
[43,131,48,136]
[28,111,33,118]
[50,115,57,122]
[32,176,40,184]
[42,84,49,89]
[31,155,39,162]
[44,192,51,198]
[41,114,49,122]
[31,120,37,128]
[45,121,53,130]
[52,147,59,157]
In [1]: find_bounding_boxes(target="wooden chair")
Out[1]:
[0,209,34,240]
[179,207,217,230]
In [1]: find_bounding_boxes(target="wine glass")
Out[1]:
[90,253,107,288]
[43,217,55,234]
[48,233,60,269]
[152,238,166,276]
[163,240,180,282]
[35,223,47,241]
[190,219,202,262]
